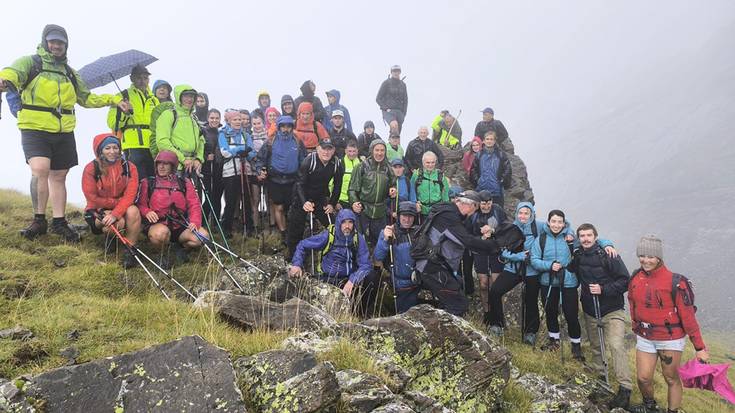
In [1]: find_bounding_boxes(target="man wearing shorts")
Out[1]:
[0,24,129,242]
[256,116,306,245]
[376,65,408,135]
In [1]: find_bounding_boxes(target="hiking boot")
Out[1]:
[571,342,586,362]
[20,218,47,240]
[483,311,491,326]
[628,397,659,413]
[122,250,136,269]
[608,386,631,410]
[50,221,81,243]
[540,337,560,352]
[523,333,537,346]
[487,325,504,337]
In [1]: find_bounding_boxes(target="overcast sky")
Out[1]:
[1,0,733,206]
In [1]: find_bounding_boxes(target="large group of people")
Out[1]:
[0,25,710,413]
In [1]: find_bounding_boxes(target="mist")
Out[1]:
[2,1,733,328]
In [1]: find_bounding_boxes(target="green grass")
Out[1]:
[1,188,733,412]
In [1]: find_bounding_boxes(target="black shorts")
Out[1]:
[267,181,293,205]
[474,253,504,274]
[382,109,405,126]
[21,130,78,170]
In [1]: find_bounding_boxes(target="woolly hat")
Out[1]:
[636,234,663,260]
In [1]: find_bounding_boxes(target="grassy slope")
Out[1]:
[0,189,733,412]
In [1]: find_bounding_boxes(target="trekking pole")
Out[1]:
[559,271,565,365]
[520,261,527,341]
[166,214,246,294]
[195,174,230,249]
[309,211,316,275]
[259,185,267,254]
[238,157,248,237]
[106,222,170,300]
[108,223,196,301]
[593,295,609,384]
[444,109,462,146]
[388,235,398,314]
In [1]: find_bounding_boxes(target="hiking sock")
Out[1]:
[34,213,46,221]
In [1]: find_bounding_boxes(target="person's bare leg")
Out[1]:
[478,274,490,313]
[124,206,142,245]
[658,350,683,410]
[48,169,69,218]
[28,157,51,214]
[148,224,170,251]
[636,350,658,400]
[179,228,207,249]
[274,204,286,232]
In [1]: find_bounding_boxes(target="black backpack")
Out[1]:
[414,169,444,194]
[409,208,443,265]
[494,222,525,253]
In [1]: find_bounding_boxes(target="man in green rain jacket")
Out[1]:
[153,84,205,175]
[0,24,129,242]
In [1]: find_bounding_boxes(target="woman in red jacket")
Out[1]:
[81,134,141,268]
[294,102,328,152]
[137,150,208,269]
[628,235,709,413]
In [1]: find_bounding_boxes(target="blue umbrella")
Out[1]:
[78,49,157,90]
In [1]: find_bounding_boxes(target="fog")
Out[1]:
[2,1,734,328]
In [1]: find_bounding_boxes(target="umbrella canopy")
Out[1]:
[679,359,735,405]
[78,49,157,90]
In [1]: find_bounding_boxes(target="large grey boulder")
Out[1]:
[7,336,245,412]
[337,369,395,412]
[196,291,336,332]
[515,372,617,413]
[235,349,340,412]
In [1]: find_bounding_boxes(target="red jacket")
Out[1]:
[81,157,139,219]
[137,175,202,228]
[628,265,705,350]
[294,102,329,150]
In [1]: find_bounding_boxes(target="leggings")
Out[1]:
[540,285,581,340]
[488,272,540,334]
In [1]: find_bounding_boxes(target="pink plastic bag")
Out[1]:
[678,359,735,405]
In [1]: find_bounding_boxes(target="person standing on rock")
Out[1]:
[327,109,357,158]
[289,209,379,318]
[294,80,327,123]
[286,138,344,260]
[356,120,382,160]
[414,191,501,316]
[294,102,329,152]
[469,130,511,207]
[323,89,353,133]
[567,223,633,410]
[374,201,420,313]
[0,24,131,242]
[404,126,444,174]
[474,107,509,146]
[431,110,462,150]
[627,235,709,413]
[376,65,408,135]
[348,140,397,249]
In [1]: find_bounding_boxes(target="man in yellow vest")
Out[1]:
[432,110,462,150]
[0,24,129,242]
[107,64,158,179]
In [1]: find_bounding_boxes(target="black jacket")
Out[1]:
[202,124,222,164]
[467,205,508,236]
[569,243,630,317]
[357,132,382,158]
[329,127,357,158]
[474,119,509,143]
[404,137,445,172]
[294,152,345,207]
[294,81,327,123]
[418,203,500,273]
[376,77,408,114]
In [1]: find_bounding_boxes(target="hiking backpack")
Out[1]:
[408,208,443,265]
[142,175,187,204]
[308,151,341,175]
[631,270,697,313]
[494,222,525,253]
[148,101,178,157]
[316,224,359,274]
[413,169,445,196]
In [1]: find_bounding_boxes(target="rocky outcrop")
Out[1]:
[515,372,618,413]
[2,336,245,412]
[195,291,337,332]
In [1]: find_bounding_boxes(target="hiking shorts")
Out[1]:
[473,253,504,274]
[21,130,78,170]
[267,181,293,205]
[635,335,686,353]
[382,109,405,127]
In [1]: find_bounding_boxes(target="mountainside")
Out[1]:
[530,22,735,330]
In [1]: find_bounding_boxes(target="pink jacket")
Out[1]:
[137,175,202,228]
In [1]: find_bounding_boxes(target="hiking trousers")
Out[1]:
[358,214,386,250]
[287,202,331,259]
[323,270,381,319]
[418,269,468,316]
[488,272,541,334]
[201,160,224,222]
[540,285,581,340]
[583,309,633,389]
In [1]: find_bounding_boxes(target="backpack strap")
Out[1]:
[114,89,130,133]
[21,54,78,92]
[539,232,547,261]
[531,220,539,238]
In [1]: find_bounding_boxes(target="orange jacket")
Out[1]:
[81,134,139,219]
[294,102,328,150]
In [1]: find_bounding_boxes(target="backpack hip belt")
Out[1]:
[20,104,74,119]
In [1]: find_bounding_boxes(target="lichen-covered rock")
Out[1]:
[281,331,340,353]
[333,305,511,412]
[399,390,455,413]
[370,402,417,413]
[236,350,339,413]
[0,326,33,341]
[8,335,245,412]
[515,372,616,413]
[336,369,395,412]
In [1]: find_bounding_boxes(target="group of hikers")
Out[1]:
[0,25,710,413]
